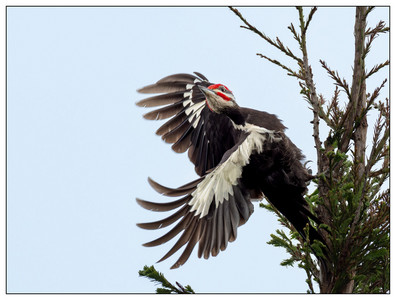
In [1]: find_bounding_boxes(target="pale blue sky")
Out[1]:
[6,6,389,293]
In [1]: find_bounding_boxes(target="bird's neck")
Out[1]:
[224,107,246,127]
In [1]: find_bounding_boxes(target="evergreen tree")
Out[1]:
[229,6,389,293]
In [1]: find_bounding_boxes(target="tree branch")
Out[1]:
[256,53,303,79]
[296,7,323,175]
[365,60,389,79]
[229,6,303,63]
[320,60,351,100]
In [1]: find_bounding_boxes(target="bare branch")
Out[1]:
[365,20,389,36]
[229,7,303,63]
[295,7,324,177]
[303,6,318,36]
[361,78,388,120]
[288,23,301,44]
[320,60,352,100]
[364,21,389,59]
[365,116,386,174]
[256,53,303,79]
[364,6,375,18]
[365,60,389,79]
[326,86,342,128]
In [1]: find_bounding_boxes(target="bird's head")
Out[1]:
[199,84,238,114]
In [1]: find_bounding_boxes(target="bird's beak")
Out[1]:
[198,86,217,111]
[198,85,215,98]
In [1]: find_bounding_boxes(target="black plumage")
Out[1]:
[136,72,324,269]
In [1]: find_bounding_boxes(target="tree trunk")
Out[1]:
[319,7,368,294]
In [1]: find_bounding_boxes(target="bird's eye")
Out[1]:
[219,86,226,92]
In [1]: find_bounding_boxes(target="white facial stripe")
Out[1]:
[188,124,282,218]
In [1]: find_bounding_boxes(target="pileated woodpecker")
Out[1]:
[136,72,323,269]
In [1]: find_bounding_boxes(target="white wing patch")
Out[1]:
[188,124,282,218]
[182,86,206,128]
[186,102,205,121]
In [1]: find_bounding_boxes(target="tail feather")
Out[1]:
[265,190,326,255]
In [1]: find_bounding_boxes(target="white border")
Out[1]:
[1,1,392,298]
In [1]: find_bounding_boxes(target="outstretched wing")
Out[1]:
[136,143,254,269]
[136,72,238,176]
[135,127,284,268]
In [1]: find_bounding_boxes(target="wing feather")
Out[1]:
[136,72,257,268]
[170,221,204,269]
[215,201,224,255]
[233,185,251,224]
[162,115,192,144]
[157,73,199,83]
[137,165,253,268]
[171,125,194,153]
[228,194,240,242]
[136,205,189,230]
[136,91,185,108]
[156,110,188,136]
[136,195,190,212]
[143,101,184,120]
[221,199,231,251]
[143,211,193,247]
[148,177,201,197]
[193,71,209,81]
[137,82,189,94]
[156,215,197,263]
[137,72,239,176]
[197,220,210,258]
